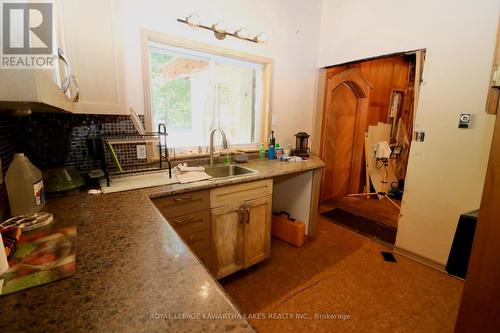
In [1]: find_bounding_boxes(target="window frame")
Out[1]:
[140,29,273,150]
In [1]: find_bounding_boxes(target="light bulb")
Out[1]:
[213,21,226,33]
[186,14,200,27]
[254,32,269,43]
[235,28,249,39]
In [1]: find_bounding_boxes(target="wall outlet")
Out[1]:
[136,145,147,159]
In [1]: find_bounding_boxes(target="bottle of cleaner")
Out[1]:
[268,131,275,160]
[259,144,266,160]
[276,144,283,160]
[5,153,46,216]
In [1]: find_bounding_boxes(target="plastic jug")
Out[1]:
[5,153,46,216]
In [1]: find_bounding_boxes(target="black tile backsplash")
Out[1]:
[20,113,144,171]
[0,114,22,219]
[0,112,145,218]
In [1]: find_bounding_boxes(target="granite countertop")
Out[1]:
[0,156,324,332]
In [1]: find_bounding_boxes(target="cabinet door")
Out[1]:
[211,205,245,279]
[243,195,272,268]
[61,0,125,114]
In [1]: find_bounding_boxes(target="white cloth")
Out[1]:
[177,163,205,173]
[176,171,212,184]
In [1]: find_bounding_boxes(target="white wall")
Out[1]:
[273,171,313,234]
[318,0,500,264]
[118,0,322,146]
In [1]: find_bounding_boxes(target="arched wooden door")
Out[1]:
[320,68,371,202]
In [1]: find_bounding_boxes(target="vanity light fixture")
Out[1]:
[234,28,249,39]
[185,14,200,27]
[177,14,269,44]
[253,32,269,43]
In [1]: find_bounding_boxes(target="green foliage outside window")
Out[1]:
[151,52,192,129]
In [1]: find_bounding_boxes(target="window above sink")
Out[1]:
[141,30,272,152]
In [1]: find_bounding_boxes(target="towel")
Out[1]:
[177,163,205,173]
[176,171,212,184]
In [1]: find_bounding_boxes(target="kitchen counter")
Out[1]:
[0,156,324,332]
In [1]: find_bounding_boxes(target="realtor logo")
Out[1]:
[1,1,56,68]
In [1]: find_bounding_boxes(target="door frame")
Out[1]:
[319,68,372,198]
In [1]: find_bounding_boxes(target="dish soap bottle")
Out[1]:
[268,131,275,160]
[5,153,46,216]
[259,144,266,160]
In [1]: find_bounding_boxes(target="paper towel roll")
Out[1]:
[0,233,9,275]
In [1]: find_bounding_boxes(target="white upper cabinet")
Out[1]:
[0,0,72,112]
[60,0,125,114]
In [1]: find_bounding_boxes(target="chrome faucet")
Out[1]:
[209,127,229,165]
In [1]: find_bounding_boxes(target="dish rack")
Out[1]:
[95,123,172,187]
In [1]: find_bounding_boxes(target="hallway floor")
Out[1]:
[322,195,400,229]
[220,217,463,332]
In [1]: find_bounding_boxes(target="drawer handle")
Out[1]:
[174,194,193,202]
[173,216,195,224]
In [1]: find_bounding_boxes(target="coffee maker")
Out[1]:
[293,132,310,159]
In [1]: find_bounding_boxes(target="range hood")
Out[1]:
[0,67,73,113]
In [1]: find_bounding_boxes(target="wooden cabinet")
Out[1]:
[60,0,125,114]
[153,180,273,279]
[210,180,273,279]
[211,204,245,278]
[153,190,212,270]
[243,196,272,268]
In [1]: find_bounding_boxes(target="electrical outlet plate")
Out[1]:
[136,145,147,159]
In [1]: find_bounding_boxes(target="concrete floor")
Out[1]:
[221,217,463,332]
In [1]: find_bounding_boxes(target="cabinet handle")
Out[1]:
[70,75,80,102]
[238,206,245,224]
[245,206,250,224]
[58,48,72,93]
[174,194,193,202]
[173,216,195,224]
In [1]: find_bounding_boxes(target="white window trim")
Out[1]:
[140,29,273,150]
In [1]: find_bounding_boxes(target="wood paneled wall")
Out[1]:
[326,55,415,135]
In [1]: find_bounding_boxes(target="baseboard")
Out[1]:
[393,246,447,273]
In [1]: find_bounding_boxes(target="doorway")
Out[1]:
[318,51,423,240]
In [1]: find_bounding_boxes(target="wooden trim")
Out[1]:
[140,29,273,142]
[412,50,425,125]
[393,246,447,273]
[454,104,500,331]
[311,68,326,154]
[307,167,323,237]
[486,20,500,114]
[260,64,273,144]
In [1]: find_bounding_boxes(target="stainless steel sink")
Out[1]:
[204,164,258,179]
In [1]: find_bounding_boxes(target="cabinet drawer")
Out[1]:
[210,179,273,208]
[171,211,210,236]
[181,229,210,252]
[153,190,209,218]
[194,247,211,269]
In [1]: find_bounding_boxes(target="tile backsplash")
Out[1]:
[21,113,144,171]
[0,114,22,219]
[0,112,145,218]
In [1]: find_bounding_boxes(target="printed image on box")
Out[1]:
[0,226,76,296]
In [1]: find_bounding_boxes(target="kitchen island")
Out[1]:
[0,156,324,332]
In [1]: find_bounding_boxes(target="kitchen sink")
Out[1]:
[204,164,258,179]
